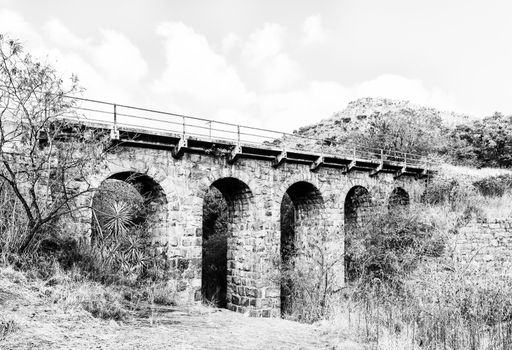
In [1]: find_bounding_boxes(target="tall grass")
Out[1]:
[0,182,29,262]
[281,169,512,349]
[334,172,512,349]
[329,261,512,349]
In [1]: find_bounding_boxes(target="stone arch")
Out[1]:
[280,181,325,315]
[91,171,168,247]
[196,169,257,203]
[388,187,410,210]
[344,185,372,229]
[282,181,325,236]
[275,172,323,206]
[210,177,253,217]
[201,176,255,311]
[344,185,372,281]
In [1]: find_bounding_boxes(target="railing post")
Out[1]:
[113,104,117,127]
[208,121,212,140]
[353,147,356,160]
[111,103,119,140]
[237,125,240,144]
[380,149,384,163]
[404,152,407,166]
[182,116,186,136]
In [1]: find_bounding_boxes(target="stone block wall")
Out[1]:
[453,219,512,275]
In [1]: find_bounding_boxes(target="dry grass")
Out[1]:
[0,316,18,341]
[53,280,129,321]
[0,264,342,350]
[427,164,512,221]
[439,164,512,181]
[149,282,177,306]
[324,262,512,349]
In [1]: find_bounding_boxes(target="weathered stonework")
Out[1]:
[453,218,512,275]
[77,145,426,317]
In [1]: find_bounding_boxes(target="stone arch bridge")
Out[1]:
[72,100,431,318]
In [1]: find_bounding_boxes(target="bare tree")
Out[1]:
[0,34,109,254]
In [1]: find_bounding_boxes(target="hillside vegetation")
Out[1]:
[292,97,512,169]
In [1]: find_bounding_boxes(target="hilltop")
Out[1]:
[293,98,470,146]
[280,97,473,157]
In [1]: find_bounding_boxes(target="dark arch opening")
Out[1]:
[92,172,167,239]
[108,172,165,201]
[344,186,371,229]
[202,177,253,309]
[91,172,168,275]
[344,186,371,281]
[280,181,324,316]
[389,187,410,210]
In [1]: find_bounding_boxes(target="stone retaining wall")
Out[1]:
[453,218,512,274]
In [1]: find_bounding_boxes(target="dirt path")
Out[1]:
[0,266,364,350]
[2,305,339,350]
[1,293,353,350]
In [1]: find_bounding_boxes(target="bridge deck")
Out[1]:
[76,119,431,178]
[25,94,435,178]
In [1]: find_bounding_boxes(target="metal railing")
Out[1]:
[67,96,431,168]
[0,87,431,168]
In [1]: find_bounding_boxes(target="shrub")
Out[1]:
[61,281,129,321]
[348,206,444,287]
[421,176,474,210]
[279,221,344,323]
[150,283,177,306]
[201,187,228,307]
[473,174,512,197]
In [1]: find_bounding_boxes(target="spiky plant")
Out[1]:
[100,201,135,240]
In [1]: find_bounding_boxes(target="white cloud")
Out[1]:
[0,12,149,106]
[221,32,240,54]
[259,53,302,91]
[43,19,88,50]
[303,15,326,45]
[0,10,458,133]
[43,29,148,104]
[241,23,302,92]
[92,29,148,84]
[242,23,286,65]
[260,81,351,131]
[0,9,44,51]
[151,22,254,116]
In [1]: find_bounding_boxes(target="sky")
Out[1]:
[1,0,511,132]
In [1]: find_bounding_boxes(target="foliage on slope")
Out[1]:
[289,97,512,169]
[294,97,456,155]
